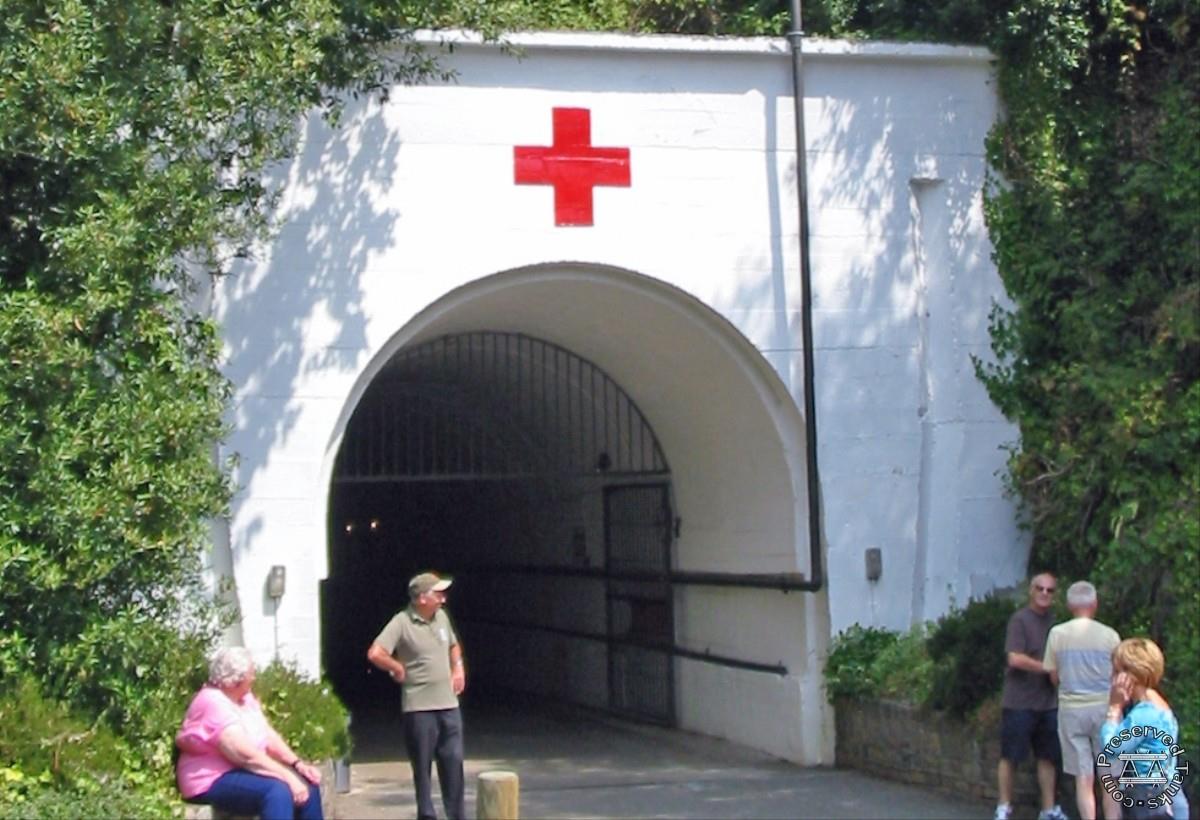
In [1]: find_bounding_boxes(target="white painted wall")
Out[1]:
[213,30,1026,765]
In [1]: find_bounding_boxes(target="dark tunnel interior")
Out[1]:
[319,332,675,722]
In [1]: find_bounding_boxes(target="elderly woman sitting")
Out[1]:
[176,647,323,820]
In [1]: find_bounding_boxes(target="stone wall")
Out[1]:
[835,698,1043,807]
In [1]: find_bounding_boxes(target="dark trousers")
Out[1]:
[403,707,465,820]
[199,769,323,820]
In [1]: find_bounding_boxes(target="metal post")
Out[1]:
[787,0,825,591]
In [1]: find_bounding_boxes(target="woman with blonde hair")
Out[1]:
[1100,638,1189,819]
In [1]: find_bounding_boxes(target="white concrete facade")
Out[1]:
[211,31,1027,765]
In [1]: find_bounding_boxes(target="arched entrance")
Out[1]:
[323,331,678,723]
[319,263,832,763]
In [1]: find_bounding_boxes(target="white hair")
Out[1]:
[208,646,255,688]
[1067,580,1098,610]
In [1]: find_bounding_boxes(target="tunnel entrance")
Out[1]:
[321,332,676,724]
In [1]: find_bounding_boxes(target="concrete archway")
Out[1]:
[321,263,833,764]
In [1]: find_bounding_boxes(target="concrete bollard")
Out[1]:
[476,770,519,820]
[334,757,351,793]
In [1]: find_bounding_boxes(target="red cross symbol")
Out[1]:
[514,107,632,226]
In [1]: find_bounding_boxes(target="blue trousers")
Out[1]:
[198,769,323,820]
[403,708,465,820]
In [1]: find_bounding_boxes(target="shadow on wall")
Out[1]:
[214,42,1017,638]
[215,93,403,602]
[724,57,1016,630]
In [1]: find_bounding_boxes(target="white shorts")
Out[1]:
[1058,702,1107,776]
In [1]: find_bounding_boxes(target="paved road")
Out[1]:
[333,695,994,819]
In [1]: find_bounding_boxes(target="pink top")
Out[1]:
[176,686,273,798]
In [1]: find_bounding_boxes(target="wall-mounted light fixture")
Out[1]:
[267,565,287,599]
[267,565,286,660]
[865,547,882,582]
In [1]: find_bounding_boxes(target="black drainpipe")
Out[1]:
[788,0,825,592]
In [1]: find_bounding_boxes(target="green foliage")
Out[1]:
[0,676,126,787]
[0,676,179,816]
[825,624,934,703]
[826,597,1016,716]
[477,0,1009,39]
[974,0,1200,755]
[874,625,935,704]
[256,660,352,761]
[0,781,178,820]
[824,625,900,700]
[926,594,1020,717]
[0,0,515,809]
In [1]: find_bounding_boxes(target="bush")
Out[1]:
[0,780,177,820]
[0,676,179,816]
[255,660,351,761]
[0,676,127,787]
[874,625,935,705]
[824,624,935,704]
[824,625,899,701]
[925,593,1020,717]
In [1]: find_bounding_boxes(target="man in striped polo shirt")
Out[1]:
[1044,580,1121,820]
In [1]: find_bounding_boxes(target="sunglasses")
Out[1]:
[1034,585,1056,593]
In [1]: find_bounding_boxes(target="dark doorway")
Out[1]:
[605,484,674,724]
[321,332,673,720]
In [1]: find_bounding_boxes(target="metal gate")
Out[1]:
[333,332,670,483]
[605,484,675,725]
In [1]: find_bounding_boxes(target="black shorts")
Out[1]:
[1000,708,1061,763]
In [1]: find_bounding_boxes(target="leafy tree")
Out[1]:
[977,0,1199,753]
[0,0,513,794]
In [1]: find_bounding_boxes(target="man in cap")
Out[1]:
[367,571,466,820]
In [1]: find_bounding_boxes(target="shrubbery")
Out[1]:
[0,0,511,813]
[825,593,1021,718]
[925,594,1020,716]
[823,625,902,701]
[0,676,179,816]
[256,661,352,762]
[0,657,352,815]
[824,624,936,704]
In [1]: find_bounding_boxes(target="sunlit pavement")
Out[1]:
[332,694,993,819]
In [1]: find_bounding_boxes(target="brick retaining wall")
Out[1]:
[835,698,1045,807]
[836,698,1198,815]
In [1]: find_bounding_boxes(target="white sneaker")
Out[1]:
[1038,806,1070,820]
[994,804,1013,820]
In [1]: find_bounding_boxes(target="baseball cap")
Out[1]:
[409,572,452,597]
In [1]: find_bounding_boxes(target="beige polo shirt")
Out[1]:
[374,606,459,712]
[1044,616,1120,709]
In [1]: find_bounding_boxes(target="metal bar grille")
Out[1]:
[605,484,675,725]
[334,332,669,482]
